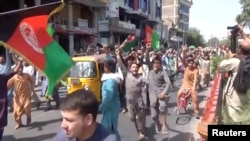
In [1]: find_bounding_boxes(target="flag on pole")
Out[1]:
[0,1,74,97]
[144,25,152,44]
[142,25,160,50]
[151,31,160,50]
[123,35,138,52]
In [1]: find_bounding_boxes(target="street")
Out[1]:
[3,77,209,141]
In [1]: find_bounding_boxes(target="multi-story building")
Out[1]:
[99,0,164,46]
[7,0,164,55]
[162,0,192,46]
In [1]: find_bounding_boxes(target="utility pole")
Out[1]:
[68,0,74,56]
[160,20,164,44]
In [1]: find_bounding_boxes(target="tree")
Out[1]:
[220,38,231,47]
[186,27,205,47]
[236,0,250,24]
[207,37,220,47]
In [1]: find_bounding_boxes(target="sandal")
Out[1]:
[155,124,160,134]
[138,133,146,141]
[14,124,23,130]
[161,127,168,134]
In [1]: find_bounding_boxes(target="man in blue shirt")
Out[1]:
[53,89,117,141]
[0,49,14,112]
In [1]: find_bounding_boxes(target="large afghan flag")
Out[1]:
[0,2,74,97]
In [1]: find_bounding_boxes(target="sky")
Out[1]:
[189,0,242,41]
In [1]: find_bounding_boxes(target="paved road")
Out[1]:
[3,77,209,141]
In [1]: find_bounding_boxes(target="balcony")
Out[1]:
[117,0,129,9]
[117,21,136,30]
[98,19,136,34]
[179,15,189,24]
[180,0,193,7]
[49,18,97,35]
[124,9,148,18]
[73,0,109,7]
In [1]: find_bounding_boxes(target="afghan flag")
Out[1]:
[144,25,152,44]
[123,35,138,52]
[0,2,74,97]
[143,25,160,50]
[151,31,160,50]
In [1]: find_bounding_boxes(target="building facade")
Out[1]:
[16,0,164,55]
[98,0,165,46]
[162,0,192,46]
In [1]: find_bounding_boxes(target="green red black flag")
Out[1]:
[0,1,74,97]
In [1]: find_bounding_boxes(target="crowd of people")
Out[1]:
[1,25,250,141]
[0,50,61,140]
[57,38,219,140]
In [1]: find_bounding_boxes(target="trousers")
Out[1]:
[0,128,4,141]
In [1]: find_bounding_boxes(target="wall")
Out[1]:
[57,4,82,25]
[162,0,175,6]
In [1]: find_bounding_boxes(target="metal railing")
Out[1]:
[197,73,224,141]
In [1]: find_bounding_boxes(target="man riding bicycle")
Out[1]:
[176,46,199,117]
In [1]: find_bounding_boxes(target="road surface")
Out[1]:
[3,76,209,141]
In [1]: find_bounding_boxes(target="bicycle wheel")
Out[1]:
[184,98,192,113]
[176,100,183,123]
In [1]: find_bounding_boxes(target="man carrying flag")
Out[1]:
[0,1,74,97]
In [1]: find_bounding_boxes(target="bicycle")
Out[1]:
[175,88,192,123]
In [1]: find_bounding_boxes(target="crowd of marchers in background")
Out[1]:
[1,27,250,140]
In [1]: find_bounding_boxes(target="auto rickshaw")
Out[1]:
[66,54,106,102]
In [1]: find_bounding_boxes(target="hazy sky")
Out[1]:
[189,0,242,41]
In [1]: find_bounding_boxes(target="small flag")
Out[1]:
[123,35,138,52]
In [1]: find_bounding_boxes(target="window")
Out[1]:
[70,61,97,78]
[184,24,189,31]
[180,14,189,22]
[179,23,188,31]
[128,0,134,8]
[124,0,128,5]
[179,4,189,14]
[155,3,161,18]
[148,0,151,14]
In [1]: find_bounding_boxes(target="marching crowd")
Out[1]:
[1,29,250,140]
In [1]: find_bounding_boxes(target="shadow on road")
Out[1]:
[176,115,192,125]
[25,118,62,131]
[145,137,169,141]
[167,102,177,108]
[144,124,169,141]
[198,95,207,102]
[3,133,56,141]
[169,132,193,141]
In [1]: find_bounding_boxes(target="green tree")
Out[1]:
[207,37,220,47]
[220,38,231,46]
[236,0,250,24]
[186,27,205,47]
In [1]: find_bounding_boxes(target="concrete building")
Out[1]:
[17,0,164,55]
[162,0,192,46]
[99,0,164,46]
